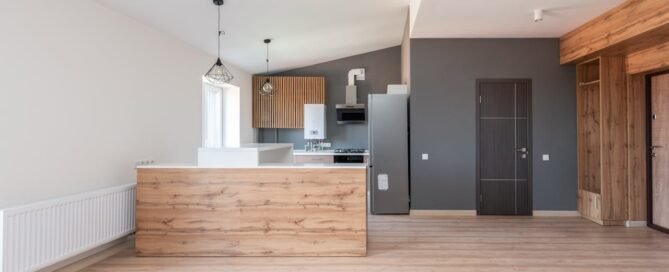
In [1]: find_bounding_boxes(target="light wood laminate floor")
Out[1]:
[80,215,669,272]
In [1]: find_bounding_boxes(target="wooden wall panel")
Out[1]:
[627,73,648,221]
[560,0,669,64]
[627,40,669,75]
[599,56,629,222]
[252,76,325,128]
[577,82,602,194]
[567,0,669,224]
[136,167,367,257]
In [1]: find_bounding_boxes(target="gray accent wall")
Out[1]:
[258,46,402,149]
[410,39,577,211]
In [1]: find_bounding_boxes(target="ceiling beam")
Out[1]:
[560,0,669,64]
[626,40,669,75]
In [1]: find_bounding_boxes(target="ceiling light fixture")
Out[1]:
[534,9,544,22]
[259,39,276,96]
[204,0,234,85]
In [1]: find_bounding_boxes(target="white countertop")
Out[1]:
[137,162,367,169]
[293,150,369,156]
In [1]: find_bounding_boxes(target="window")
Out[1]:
[202,80,241,148]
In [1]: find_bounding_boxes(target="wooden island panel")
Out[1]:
[136,168,367,257]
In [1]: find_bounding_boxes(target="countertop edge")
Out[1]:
[293,150,369,156]
[137,163,367,169]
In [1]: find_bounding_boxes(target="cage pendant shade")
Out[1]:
[261,78,274,96]
[205,58,234,84]
[204,0,233,84]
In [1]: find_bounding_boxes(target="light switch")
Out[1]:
[542,154,550,161]
[422,153,429,160]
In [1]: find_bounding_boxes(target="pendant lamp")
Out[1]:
[259,39,275,96]
[204,0,234,84]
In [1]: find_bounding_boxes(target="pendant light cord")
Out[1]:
[217,5,221,59]
[205,1,233,84]
[266,42,270,76]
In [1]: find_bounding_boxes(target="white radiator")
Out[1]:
[0,183,136,272]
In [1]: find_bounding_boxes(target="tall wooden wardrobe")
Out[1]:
[576,56,628,226]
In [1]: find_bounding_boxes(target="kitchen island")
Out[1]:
[135,163,367,257]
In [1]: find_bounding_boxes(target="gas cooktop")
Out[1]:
[334,148,366,154]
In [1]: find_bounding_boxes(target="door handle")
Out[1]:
[650,146,662,158]
[516,147,528,152]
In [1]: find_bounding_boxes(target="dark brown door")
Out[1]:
[650,73,669,230]
[477,79,532,215]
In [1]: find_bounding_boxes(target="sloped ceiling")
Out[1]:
[95,0,627,74]
[95,0,409,74]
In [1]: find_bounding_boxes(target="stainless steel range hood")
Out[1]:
[336,68,366,124]
[336,103,365,124]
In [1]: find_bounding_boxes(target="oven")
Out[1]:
[334,155,365,164]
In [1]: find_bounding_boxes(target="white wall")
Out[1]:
[0,0,253,209]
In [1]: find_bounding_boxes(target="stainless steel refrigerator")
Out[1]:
[368,93,410,214]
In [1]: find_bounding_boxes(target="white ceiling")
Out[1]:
[410,0,625,38]
[95,0,626,74]
[95,0,409,74]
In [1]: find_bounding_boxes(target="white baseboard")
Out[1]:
[409,210,581,217]
[533,210,580,217]
[625,221,647,228]
[410,210,477,217]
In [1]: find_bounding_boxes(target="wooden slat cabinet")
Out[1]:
[252,76,326,128]
[576,56,628,226]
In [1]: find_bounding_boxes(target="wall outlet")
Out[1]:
[542,154,550,161]
[422,153,429,160]
[321,142,331,148]
[134,160,155,169]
